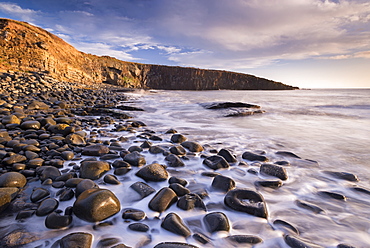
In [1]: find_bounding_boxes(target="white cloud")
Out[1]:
[0,2,39,22]
[73,42,137,61]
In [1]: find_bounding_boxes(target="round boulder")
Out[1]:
[80,161,110,180]
[0,172,27,188]
[204,212,230,233]
[73,188,121,222]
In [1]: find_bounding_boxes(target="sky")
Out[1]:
[0,0,369,88]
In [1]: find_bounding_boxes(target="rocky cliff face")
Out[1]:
[0,18,298,90]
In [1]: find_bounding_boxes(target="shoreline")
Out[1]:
[0,72,367,248]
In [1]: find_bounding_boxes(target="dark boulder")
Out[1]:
[136,163,169,182]
[130,181,156,199]
[165,154,185,167]
[224,189,268,218]
[217,148,237,163]
[260,163,288,180]
[36,198,59,216]
[122,208,146,221]
[123,151,146,167]
[242,151,268,162]
[203,155,230,170]
[81,144,110,156]
[73,188,121,222]
[211,175,236,192]
[203,102,260,109]
[161,212,191,237]
[154,242,199,248]
[204,212,230,233]
[149,187,177,212]
[177,193,206,211]
[169,183,190,196]
[59,232,93,248]
[45,212,72,229]
[171,134,187,143]
[225,235,263,245]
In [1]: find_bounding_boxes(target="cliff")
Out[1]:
[0,18,298,90]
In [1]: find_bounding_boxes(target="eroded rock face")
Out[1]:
[73,188,120,222]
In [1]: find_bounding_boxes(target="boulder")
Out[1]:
[242,151,268,162]
[135,163,169,182]
[123,151,146,167]
[260,163,288,180]
[204,212,230,233]
[81,144,109,156]
[59,232,93,248]
[181,141,203,152]
[203,155,230,170]
[224,189,268,218]
[161,212,191,237]
[73,188,120,222]
[211,175,236,192]
[0,172,27,188]
[149,187,177,212]
[80,161,110,180]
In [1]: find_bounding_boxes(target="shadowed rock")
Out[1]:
[211,175,236,192]
[242,151,268,162]
[204,212,230,233]
[203,155,230,170]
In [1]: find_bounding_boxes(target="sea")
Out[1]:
[12,88,370,247]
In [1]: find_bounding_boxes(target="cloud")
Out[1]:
[0,2,39,21]
[1,0,369,70]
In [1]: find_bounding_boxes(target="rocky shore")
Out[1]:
[0,72,362,248]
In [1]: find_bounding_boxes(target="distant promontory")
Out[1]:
[0,18,298,90]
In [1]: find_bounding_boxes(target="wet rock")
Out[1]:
[161,212,191,237]
[130,181,156,199]
[181,141,203,152]
[27,158,44,168]
[58,188,75,201]
[73,188,121,222]
[65,178,84,188]
[31,187,50,202]
[80,161,110,180]
[255,180,283,189]
[122,208,146,221]
[2,115,20,125]
[59,232,93,248]
[82,144,110,156]
[177,193,206,211]
[28,100,49,110]
[295,200,325,214]
[169,176,188,186]
[104,174,121,184]
[212,175,236,192]
[16,210,35,220]
[165,154,185,167]
[65,133,86,146]
[273,219,299,235]
[129,223,149,232]
[140,140,152,149]
[0,227,39,247]
[323,171,359,182]
[260,163,288,180]
[203,155,230,170]
[149,187,177,212]
[284,234,322,248]
[169,145,186,155]
[2,154,27,165]
[204,102,260,109]
[20,120,41,130]
[242,151,268,162]
[193,233,210,244]
[36,198,59,216]
[218,148,237,163]
[75,179,99,197]
[128,145,143,153]
[171,134,187,143]
[38,166,61,181]
[276,151,301,158]
[337,244,356,248]
[318,191,346,201]
[351,186,370,195]
[149,145,167,154]
[225,235,263,245]
[224,189,268,218]
[0,192,11,213]
[169,183,190,196]
[123,151,146,167]
[96,237,121,248]
[154,242,199,248]
[204,212,230,233]
[136,163,169,182]
[0,172,27,187]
